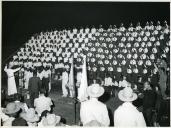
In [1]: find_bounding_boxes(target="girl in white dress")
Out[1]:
[4,64,21,95]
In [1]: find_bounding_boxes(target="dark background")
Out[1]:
[2,1,170,63]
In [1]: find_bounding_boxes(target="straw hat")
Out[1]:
[87,84,104,98]
[3,102,20,114]
[42,114,61,126]
[118,87,137,102]
[20,108,39,123]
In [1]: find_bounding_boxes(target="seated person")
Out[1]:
[34,89,53,116]
[13,93,28,113]
[20,108,39,126]
[41,113,61,126]
[2,102,21,126]
[12,117,28,126]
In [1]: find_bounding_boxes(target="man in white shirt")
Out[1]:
[114,87,146,127]
[34,89,53,116]
[80,83,110,126]
[119,75,130,88]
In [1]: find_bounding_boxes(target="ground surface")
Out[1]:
[49,82,123,126]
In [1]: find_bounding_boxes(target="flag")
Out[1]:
[68,56,75,97]
[78,56,88,102]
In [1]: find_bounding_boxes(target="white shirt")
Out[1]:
[119,80,129,87]
[77,72,82,84]
[80,98,110,126]
[104,77,113,86]
[1,110,9,122]
[37,72,43,80]
[34,95,52,116]
[114,102,146,127]
[3,117,15,126]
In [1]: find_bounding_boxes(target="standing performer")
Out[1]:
[42,67,50,96]
[4,64,21,96]
[76,69,82,98]
[24,68,33,89]
[62,68,69,97]
[28,70,41,107]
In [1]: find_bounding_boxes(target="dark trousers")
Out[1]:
[143,107,153,126]
[42,78,49,96]
[111,86,119,97]
[29,92,39,108]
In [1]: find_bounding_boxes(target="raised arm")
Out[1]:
[154,63,159,71]
[13,67,21,73]
[4,66,7,72]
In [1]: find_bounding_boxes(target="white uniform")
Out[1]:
[4,66,20,95]
[104,77,113,86]
[119,80,129,88]
[62,71,68,96]
[24,71,33,89]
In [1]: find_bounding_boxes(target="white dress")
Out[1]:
[4,66,20,95]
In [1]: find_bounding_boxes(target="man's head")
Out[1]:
[121,74,127,80]
[33,70,37,76]
[40,89,46,96]
[137,76,142,82]
[144,81,152,90]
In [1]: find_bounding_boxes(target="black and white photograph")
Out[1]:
[1,1,170,127]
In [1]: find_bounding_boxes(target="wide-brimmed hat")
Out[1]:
[42,114,61,126]
[20,108,39,123]
[3,102,20,114]
[87,84,104,98]
[118,87,137,102]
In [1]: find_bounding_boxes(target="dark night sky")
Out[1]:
[2,1,170,62]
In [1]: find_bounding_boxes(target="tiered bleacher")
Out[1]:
[8,21,170,83]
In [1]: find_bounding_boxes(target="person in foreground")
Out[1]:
[80,83,110,126]
[114,86,146,127]
[34,89,53,116]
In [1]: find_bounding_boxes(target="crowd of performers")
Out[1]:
[1,58,170,126]
[1,21,170,126]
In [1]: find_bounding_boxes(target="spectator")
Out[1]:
[20,108,39,126]
[156,89,170,126]
[80,83,110,126]
[84,120,103,126]
[28,70,41,107]
[142,81,156,126]
[136,75,144,93]
[12,117,28,126]
[2,102,21,126]
[159,67,167,98]
[104,73,113,96]
[41,114,61,126]
[14,93,28,113]
[114,87,146,127]
[34,89,53,116]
